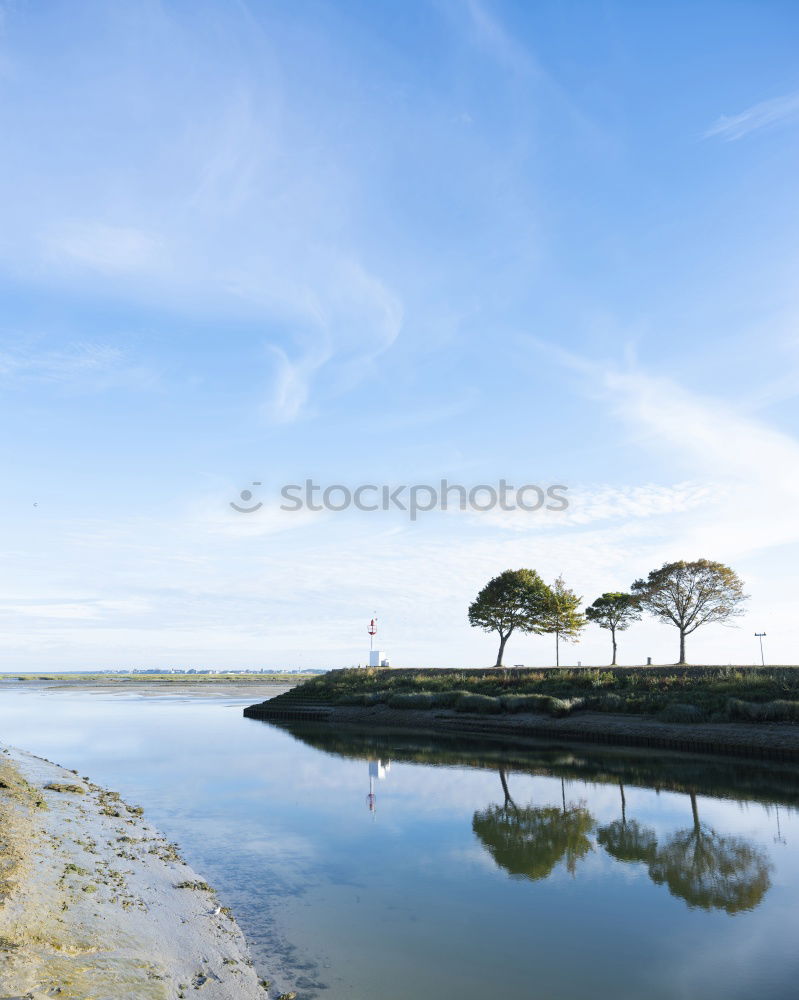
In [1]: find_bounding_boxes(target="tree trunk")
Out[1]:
[619,781,626,826]
[611,626,617,666]
[496,632,508,667]
[555,630,560,667]
[678,630,686,665]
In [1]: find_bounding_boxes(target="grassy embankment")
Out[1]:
[1,671,311,684]
[266,666,799,724]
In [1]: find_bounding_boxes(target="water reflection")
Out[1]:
[597,782,658,865]
[276,722,787,917]
[366,758,391,813]
[648,791,771,913]
[472,770,594,880]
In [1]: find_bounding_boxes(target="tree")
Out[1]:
[631,559,748,665]
[539,575,585,667]
[468,569,552,666]
[585,592,642,665]
[648,792,771,914]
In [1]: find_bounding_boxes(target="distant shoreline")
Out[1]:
[0,674,305,701]
[0,671,314,683]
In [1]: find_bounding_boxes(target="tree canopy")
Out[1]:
[468,569,552,666]
[539,575,585,667]
[585,592,642,665]
[631,559,748,664]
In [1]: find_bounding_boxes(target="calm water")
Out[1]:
[1,686,798,999]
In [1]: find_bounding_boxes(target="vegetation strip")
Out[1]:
[244,666,799,760]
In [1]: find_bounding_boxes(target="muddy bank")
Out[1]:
[0,746,269,999]
[244,702,799,761]
[0,677,297,701]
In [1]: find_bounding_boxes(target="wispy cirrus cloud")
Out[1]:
[0,7,404,427]
[704,90,799,141]
[0,341,157,391]
[533,337,799,559]
[45,222,165,275]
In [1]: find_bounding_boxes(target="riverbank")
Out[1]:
[244,664,799,760]
[245,701,799,760]
[0,745,268,999]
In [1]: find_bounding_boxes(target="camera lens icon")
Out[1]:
[230,482,263,513]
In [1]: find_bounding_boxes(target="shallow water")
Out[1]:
[1,686,798,999]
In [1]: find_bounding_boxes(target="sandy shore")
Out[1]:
[0,746,269,999]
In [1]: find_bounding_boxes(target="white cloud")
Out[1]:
[704,90,799,141]
[45,222,164,274]
[463,0,541,80]
[0,341,156,391]
[0,8,405,426]
[466,481,715,532]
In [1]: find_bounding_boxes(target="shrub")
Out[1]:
[501,694,552,714]
[387,692,435,709]
[726,698,799,722]
[593,693,624,712]
[363,691,388,706]
[454,693,503,714]
[337,691,388,706]
[429,690,469,708]
[656,703,705,724]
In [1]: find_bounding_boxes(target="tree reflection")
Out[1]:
[648,792,772,914]
[472,770,594,881]
[596,782,658,865]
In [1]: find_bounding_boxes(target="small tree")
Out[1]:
[585,592,642,665]
[631,559,748,665]
[468,569,551,667]
[540,575,585,667]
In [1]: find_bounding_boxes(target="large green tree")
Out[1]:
[468,569,552,666]
[585,592,642,665]
[631,559,748,665]
[540,575,585,667]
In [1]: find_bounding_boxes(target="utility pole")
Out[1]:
[755,632,766,667]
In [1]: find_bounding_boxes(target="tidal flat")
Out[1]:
[0,746,266,998]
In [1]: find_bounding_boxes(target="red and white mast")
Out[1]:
[368,615,377,652]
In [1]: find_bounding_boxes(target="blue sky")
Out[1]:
[2,0,799,669]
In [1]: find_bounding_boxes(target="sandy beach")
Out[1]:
[0,745,268,999]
